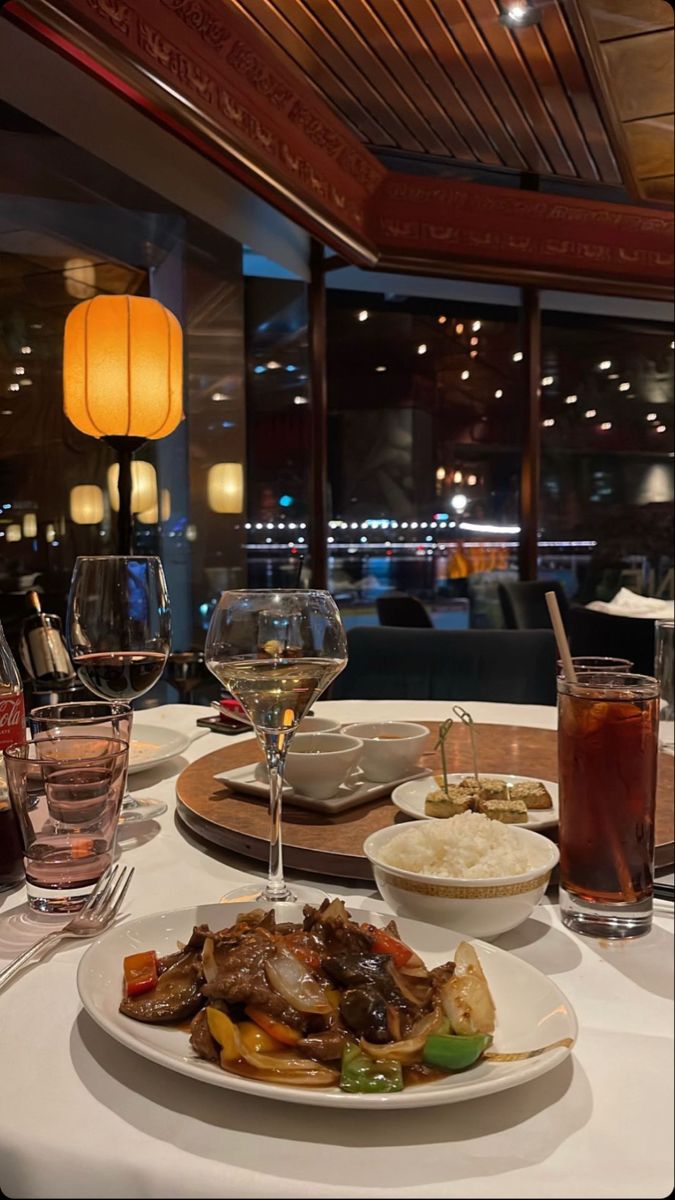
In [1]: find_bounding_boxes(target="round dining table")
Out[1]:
[0,700,672,1200]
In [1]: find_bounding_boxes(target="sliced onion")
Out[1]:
[236,1063,338,1087]
[202,936,218,984]
[397,964,431,979]
[265,947,332,1013]
[238,1045,333,1074]
[359,1005,444,1064]
[388,961,430,1007]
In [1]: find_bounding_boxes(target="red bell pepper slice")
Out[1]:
[361,924,413,968]
[123,950,158,997]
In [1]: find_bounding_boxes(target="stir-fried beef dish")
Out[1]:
[119,898,496,1092]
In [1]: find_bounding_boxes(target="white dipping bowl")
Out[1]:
[341,721,429,783]
[297,716,341,735]
[285,733,363,800]
[363,822,559,940]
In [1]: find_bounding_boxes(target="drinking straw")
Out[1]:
[545,591,577,683]
[434,718,453,791]
[453,705,479,780]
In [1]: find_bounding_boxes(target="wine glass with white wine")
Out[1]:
[204,590,347,903]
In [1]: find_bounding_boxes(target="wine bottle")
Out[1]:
[19,591,74,683]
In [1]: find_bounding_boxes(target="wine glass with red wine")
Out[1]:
[66,556,171,821]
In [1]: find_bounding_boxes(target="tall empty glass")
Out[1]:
[557,672,659,939]
[205,590,347,903]
[655,621,674,752]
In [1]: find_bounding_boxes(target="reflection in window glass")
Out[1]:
[244,278,311,589]
[539,317,674,604]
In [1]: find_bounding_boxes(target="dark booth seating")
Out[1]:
[498,580,569,631]
[376,593,434,628]
[330,627,558,706]
[567,605,657,677]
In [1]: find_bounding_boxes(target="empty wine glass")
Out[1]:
[66,557,171,822]
[205,590,347,903]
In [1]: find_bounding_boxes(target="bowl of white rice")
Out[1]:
[364,812,559,939]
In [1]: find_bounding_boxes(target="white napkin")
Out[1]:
[587,587,675,620]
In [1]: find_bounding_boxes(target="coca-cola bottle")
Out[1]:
[0,618,26,889]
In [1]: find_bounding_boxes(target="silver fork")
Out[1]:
[0,864,134,994]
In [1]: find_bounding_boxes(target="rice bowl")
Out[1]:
[364,816,559,940]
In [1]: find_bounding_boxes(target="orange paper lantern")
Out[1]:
[63,295,183,439]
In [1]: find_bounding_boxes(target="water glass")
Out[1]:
[557,672,659,939]
[655,621,674,752]
[29,700,132,744]
[4,736,128,912]
[557,656,634,675]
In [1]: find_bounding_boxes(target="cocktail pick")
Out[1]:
[453,705,479,781]
[434,718,453,792]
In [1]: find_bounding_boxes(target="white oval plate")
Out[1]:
[391,774,559,831]
[127,725,192,775]
[77,901,576,1110]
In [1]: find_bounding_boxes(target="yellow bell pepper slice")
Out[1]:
[206,1007,240,1060]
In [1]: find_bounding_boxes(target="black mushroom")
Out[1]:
[339,987,390,1043]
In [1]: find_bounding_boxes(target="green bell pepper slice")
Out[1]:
[339,1042,403,1093]
[423,1033,492,1072]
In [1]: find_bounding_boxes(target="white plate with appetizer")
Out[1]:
[127,724,192,775]
[214,763,432,814]
[391,774,559,831]
[77,899,577,1109]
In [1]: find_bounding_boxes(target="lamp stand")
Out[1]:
[104,436,146,555]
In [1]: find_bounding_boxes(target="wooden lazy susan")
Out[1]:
[175,721,675,881]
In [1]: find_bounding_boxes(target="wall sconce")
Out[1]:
[207,463,244,514]
[63,258,97,300]
[70,485,104,525]
[107,461,157,515]
[63,295,183,552]
[138,487,171,525]
[6,524,22,542]
[45,524,56,544]
[22,513,37,538]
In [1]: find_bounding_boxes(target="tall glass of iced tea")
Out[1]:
[558,672,659,939]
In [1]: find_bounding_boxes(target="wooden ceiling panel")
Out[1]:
[602,30,674,123]
[643,175,675,201]
[624,116,674,181]
[232,0,623,187]
[575,0,674,203]
[366,0,501,163]
[229,0,399,148]
[585,0,673,43]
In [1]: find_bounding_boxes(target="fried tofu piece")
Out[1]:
[458,776,481,792]
[478,777,509,803]
[510,780,553,810]
[435,775,480,800]
[425,786,475,818]
[479,797,528,824]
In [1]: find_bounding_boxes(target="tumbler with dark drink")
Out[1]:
[558,672,659,938]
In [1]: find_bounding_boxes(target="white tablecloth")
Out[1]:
[1,701,672,1200]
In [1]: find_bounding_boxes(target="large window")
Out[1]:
[325,291,523,628]
[539,315,674,604]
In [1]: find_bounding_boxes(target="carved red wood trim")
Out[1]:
[4,0,674,297]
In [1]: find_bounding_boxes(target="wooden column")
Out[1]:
[308,238,328,590]
[518,288,542,581]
